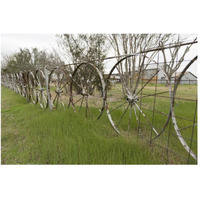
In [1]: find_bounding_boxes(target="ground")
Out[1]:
[1,84,197,164]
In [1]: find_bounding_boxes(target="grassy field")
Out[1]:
[1,84,197,164]
[1,86,168,164]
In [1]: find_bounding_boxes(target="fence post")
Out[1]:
[44,67,52,111]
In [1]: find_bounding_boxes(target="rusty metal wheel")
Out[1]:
[49,67,70,109]
[105,55,171,138]
[69,62,106,119]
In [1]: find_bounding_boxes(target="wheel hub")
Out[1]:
[126,94,139,105]
[81,89,88,97]
[55,89,63,94]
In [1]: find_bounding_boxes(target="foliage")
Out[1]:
[57,34,109,94]
[1,48,65,73]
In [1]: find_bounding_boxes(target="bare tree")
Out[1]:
[160,35,197,85]
[107,34,171,96]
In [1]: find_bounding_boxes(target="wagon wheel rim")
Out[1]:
[35,70,48,109]
[15,73,22,95]
[170,56,198,161]
[19,71,28,98]
[27,71,38,104]
[69,62,105,120]
[17,72,25,96]
[13,73,18,94]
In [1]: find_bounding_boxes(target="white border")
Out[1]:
[0,1,199,200]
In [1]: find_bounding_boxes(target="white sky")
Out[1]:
[1,33,198,76]
[1,34,59,54]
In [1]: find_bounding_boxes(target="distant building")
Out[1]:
[107,68,197,85]
[109,73,121,82]
[159,71,197,85]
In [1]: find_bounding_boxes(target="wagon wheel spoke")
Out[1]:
[85,96,94,118]
[74,96,84,105]
[135,103,159,136]
[135,69,159,96]
[116,104,130,127]
[53,78,59,89]
[88,93,103,110]
[60,82,67,90]
[85,96,89,118]
[128,105,133,134]
[140,102,171,140]
[56,94,60,109]
[133,105,140,132]
[108,79,123,92]
[58,73,65,88]
[88,94,99,107]
[79,96,84,112]
[109,101,128,114]
[71,77,83,90]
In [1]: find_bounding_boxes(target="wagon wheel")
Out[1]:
[27,71,38,104]
[15,73,23,95]
[69,62,105,119]
[105,55,171,138]
[18,72,25,96]
[170,56,198,161]
[49,67,70,109]
[16,72,24,96]
[18,71,28,98]
[35,70,48,109]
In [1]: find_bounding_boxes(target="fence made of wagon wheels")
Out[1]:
[1,41,198,164]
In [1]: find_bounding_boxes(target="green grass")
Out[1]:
[1,85,173,164]
[106,83,197,163]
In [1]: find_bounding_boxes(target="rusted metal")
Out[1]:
[69,62,106,120]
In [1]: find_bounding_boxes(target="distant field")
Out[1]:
[1,84,197,164]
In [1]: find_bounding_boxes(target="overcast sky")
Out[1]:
[1,34,59,53]
[1,34,198,76]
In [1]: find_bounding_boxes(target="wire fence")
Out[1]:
[1,41,198,164]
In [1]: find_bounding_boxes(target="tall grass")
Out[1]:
[106,83,197,163]
[2,86,168,164]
